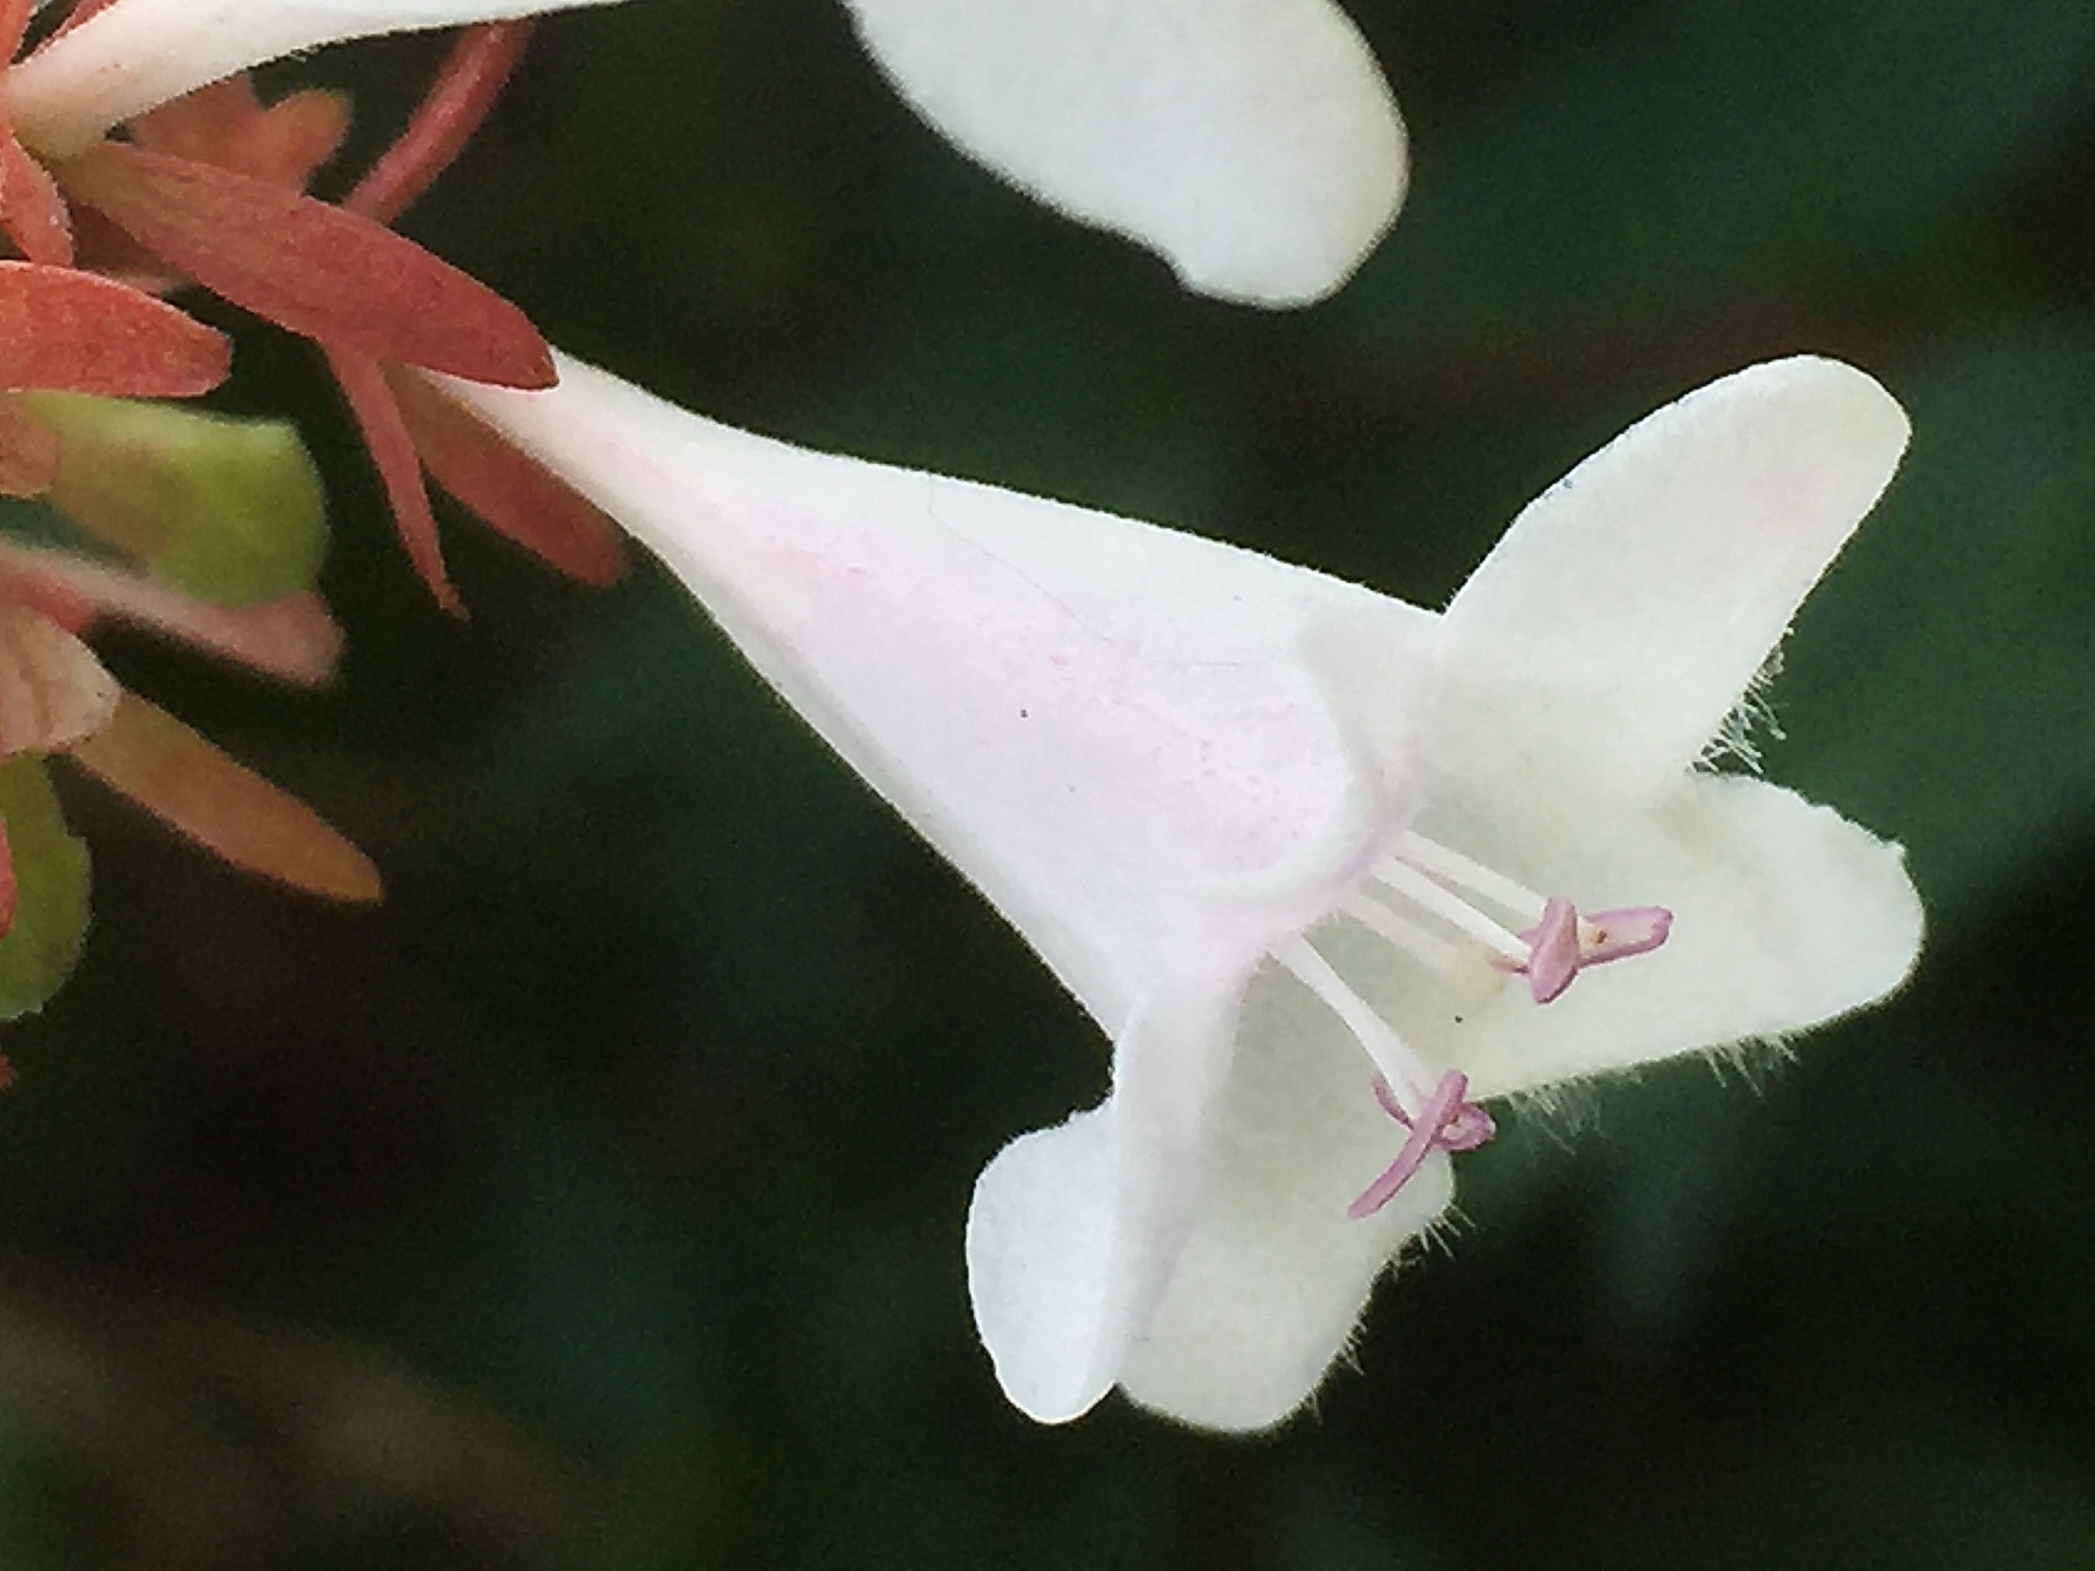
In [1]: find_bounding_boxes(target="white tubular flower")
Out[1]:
[12,0,1404,303]
[443,353,1924,1432]
[841,0,1406,306]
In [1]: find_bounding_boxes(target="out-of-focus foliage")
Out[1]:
[0,0,2089,1565]
[0,756,88,1019]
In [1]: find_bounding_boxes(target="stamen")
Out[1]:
[1370,1076,1493,1149]
[1495,900,1677,1003]
[1373,858,1530,963]
[1274,935,1424,1097]
[1522,896,1581,1004]
[1373,831,1674,1007]
[1392,830,1549,920]
[1579,905,1673,964]
[1342,892,1461,972]
[1348,1071,1495,1220]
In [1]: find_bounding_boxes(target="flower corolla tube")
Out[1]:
[10,0,1402,305]
[448,351,1924,1432]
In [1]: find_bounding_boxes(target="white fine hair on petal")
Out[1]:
[1701,1036,1796,1093]
[1700,648,1787,774]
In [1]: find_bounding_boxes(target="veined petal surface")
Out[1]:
[448,354,1433,1027]
[842,0,1405,305]
[10,0,627,154]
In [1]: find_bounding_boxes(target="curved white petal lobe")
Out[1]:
[1115,969,1453,1431]
[842,0,1406,306]
[9,0,629,155]
[1438,357,1911,797]
[967,973,1243,1424]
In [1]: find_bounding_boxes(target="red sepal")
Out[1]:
[348,23,535,225]
[389,366,625,587]
[0,135,74,265]
[131,79,350,193]
[60,144,555,387]
[328,348,464,616]
[0,261,227,395]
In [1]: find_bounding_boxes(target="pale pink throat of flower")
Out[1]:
[1273,830,1675,1219]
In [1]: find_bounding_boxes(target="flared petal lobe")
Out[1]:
[843,0,1406,305]
[9,0,628,155]
[967,971,1245,1424]
[1342,775,1922,1101]
[446,355,1432,1030]
[1436,357,1911,799]
[1111,967,1454,1430]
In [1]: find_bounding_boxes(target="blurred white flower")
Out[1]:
[7,0,628,154]
[12,0,1403,304]
[841,0,1405,304]
[448,352,1924,1432]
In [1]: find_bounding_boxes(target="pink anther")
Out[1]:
[1523,897,1582,1003]
[1349,1071,1496,1220]
[1578,905,1673,964]
[1495,899,1674,1003]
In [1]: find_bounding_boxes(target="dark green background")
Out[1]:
[3,0,2094,1565]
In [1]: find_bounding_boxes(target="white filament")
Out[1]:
[1273,935,1427,1099]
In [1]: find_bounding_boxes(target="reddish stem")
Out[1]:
[346,22,536,226]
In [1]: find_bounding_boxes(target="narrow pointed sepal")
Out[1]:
[59,145,554,387]
[0,263,227,396]
[65,692,382,903]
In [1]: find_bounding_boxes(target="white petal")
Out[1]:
[1437,358,1911,797]
[842,0,1405,306]
[966,974,1245,1424]
[447,356,1431,1026]
[10,0,628,155]
[1339,773,1923,1100]
[1116,967,1452,1431]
